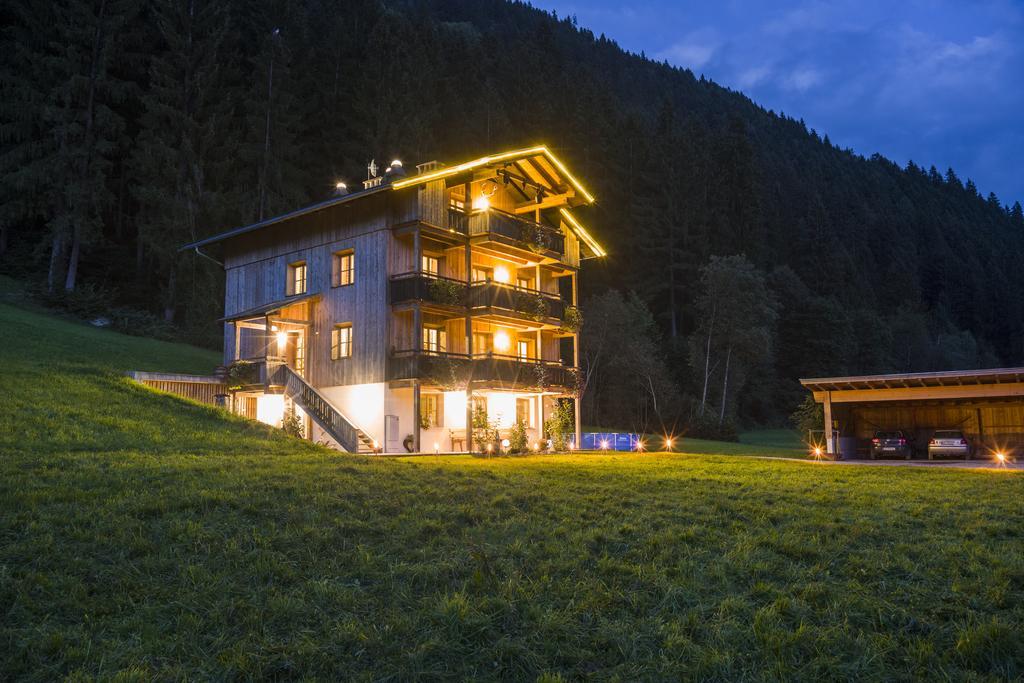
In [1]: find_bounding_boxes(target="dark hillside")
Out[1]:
[2,0,1021,425]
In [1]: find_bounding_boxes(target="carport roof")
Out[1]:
[800,368,1024,393]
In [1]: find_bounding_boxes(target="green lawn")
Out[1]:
[2,302,1023,680]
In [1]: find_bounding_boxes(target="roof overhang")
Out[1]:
[801,368,1024,404]
[221,293,317,322]
[180,145,604,255]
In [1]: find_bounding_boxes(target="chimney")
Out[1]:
[416,160,442,175]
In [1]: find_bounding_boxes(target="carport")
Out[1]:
[801,368,1024,459]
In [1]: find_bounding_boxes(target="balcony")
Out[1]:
[443,207,564,257]
[390,272,570,324]
[470,281,567,321]
[389,273,466,308]
[387,350,578,391]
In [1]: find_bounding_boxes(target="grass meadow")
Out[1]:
[1,300,1023,680]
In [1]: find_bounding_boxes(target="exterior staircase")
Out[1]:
[274,365,376,454]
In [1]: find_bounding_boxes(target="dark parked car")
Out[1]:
[871,430,914,459]
[927,430,972,460]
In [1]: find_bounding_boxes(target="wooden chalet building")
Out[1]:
[181,147,605,454]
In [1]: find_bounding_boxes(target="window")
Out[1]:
[294,333,306,375]
[331,324,352,359]
[422,255,440,276]
[516,397,533,427]
[288,261,307,295]
[423,326,447,353]
[472,332,491,355]
[516,339,531,361]
[471,395,488,416]
[471,267,491,283]
[516,276,532,291]
[422,394,443,428]
[332,250,354,287]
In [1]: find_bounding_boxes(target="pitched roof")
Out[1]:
[800,368,1024,392]
[180,146,598,252]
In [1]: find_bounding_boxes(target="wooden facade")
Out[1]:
[184,147,604,452]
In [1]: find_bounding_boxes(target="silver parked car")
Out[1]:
[927,430,972,459]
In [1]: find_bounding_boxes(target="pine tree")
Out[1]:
[131,0,232,322]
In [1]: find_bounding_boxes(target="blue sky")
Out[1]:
[535,0,1024,205]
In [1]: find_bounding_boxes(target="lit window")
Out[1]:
[423,394,442,427]
[288,261,307,295]
[516,397,532,427]
[423,326,447,353]
[517,339,530,361]
[331,324,352,359]
[294,333,306,375]
[332,250,354,287]
[516,277,532,290]
[471,267,491,283]
[422,255,440,276]
[472,332,491,355]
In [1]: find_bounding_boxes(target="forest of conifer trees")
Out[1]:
[2,0,1022,430]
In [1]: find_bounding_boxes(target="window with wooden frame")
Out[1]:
[332,250,354,287]
[472,332,491,355]
[516,339,531,361]
[287,261,307,295]
[422,255,440,277]
[331,324,352,360]
[471,266,491,283]
[516,397,533,427]
[422,326,447,353]
[294,333,306,375]
[516,276,532,291]
[422,393,443,428]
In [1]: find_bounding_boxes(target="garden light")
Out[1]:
[600,439,609,450]
[433,442,439,454]
[664,436,674,450]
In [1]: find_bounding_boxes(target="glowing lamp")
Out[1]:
[600,439,609,450]
[635,439,645,452]
[996,452,1006,462]
[532,443,540,451]
[493,265,511,283]
[276,331,288,350]
[493,330,511,353]
[472,195,490,211]
[813,447,823,458]
[664,437,674,450]
[486,443,494,453]
[433,442,440,454]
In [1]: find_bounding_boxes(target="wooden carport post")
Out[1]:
[823,391,835,458]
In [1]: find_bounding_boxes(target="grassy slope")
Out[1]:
[2,303,1023,681]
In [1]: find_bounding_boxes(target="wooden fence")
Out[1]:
[127,371,228,406]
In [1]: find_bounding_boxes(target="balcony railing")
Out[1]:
[389,273,466,307]
[444,207,564,256]
[390,272,568,322]
[470,281,567,320]
[387,350,577,391]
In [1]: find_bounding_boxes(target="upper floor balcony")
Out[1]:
[389,272,573,326]
[386,350,578,393]
[446,207,565,259]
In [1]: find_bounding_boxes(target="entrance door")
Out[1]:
[285,330,306,377]
[385,414,400,452]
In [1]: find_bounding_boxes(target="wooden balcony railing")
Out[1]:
[389,273,569,322]
[388,273,467,307]
[387,350,577,391]
[445,207,564,255]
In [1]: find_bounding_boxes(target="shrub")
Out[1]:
[790,395,823,436]
[544,399,574,452]
[687,411,739,442]
[507,419,528,454]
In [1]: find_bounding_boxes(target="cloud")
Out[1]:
[656,29,720,68]
[737,65,772,88]
[783,66,824,92]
